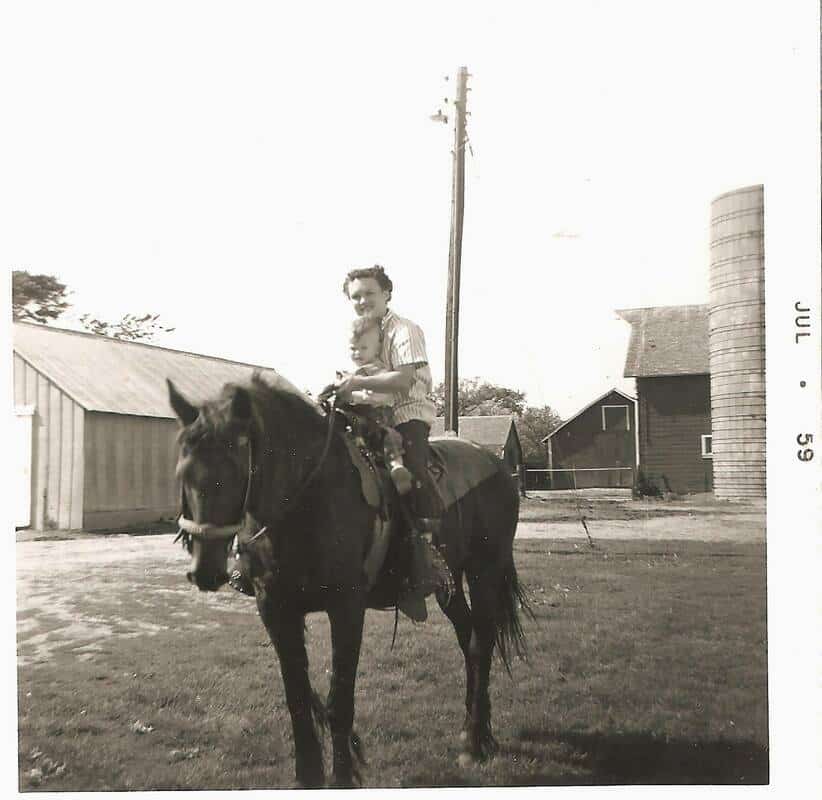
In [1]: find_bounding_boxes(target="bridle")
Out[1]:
[175,396,338,550]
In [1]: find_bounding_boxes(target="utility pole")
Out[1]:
[444,66,469,435]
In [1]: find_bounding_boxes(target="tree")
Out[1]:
[431,376,562,465]
[518,404,563,465]
[79,312,175,342]
[432,377,526,417]
[12,270,71,323]
[13,270,174,342]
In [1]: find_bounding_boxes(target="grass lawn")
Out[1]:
[17,537,768,789]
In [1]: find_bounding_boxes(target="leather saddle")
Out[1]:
[338,410,499,602]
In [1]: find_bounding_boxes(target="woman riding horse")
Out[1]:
[168,271,532,788]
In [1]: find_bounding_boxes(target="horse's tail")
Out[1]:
[494,559,535,677]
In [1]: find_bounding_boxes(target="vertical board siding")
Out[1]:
[14,356,26,403]
[167,424,178,506]
[24,359,38,405]
[35,367,49,529]
[550,391,636,488]
[70,405,85,528]
[113,415,128,509]
[46,384,63,526]
[59,395,74,526]
[149,422,162,508]
[637,376,713,493]
[133,419,145,507]
[14,356,85,530]
[83,412,179,521]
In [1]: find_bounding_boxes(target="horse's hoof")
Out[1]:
[457,752,475,769]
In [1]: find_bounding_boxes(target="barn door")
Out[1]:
[15,406,35,529]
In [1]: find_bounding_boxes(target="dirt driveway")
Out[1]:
[16,501,765,669]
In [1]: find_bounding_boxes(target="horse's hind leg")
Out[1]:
[259,603,325,788]
[437,573,476,745]
[326,595,366,788]
[461,568,500,763]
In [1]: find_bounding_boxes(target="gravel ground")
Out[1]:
[15,501,765,666]
[516,512,765,542]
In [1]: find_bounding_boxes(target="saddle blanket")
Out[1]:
[343,433,501,513]
[343,433,503,589]
[428,436,502,509]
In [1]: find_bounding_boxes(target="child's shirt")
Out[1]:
[348,360,395,409]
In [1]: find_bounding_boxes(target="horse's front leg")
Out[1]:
[326,592,366,788]
[258,596,325,788]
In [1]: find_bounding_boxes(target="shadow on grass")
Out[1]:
[400,728,768,788]
[511,727,768,785]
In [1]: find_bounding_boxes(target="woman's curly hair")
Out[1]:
[342,264,393,300]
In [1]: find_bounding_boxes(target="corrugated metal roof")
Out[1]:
[12,322,289,418]
[616,305,709,378]
[430,415,517,450]
[543,388,635,442]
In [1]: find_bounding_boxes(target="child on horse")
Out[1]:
[338,315,414,497]
[230,265,449,621]
[331,265,449,622]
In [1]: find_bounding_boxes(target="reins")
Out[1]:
[246,396,338,543]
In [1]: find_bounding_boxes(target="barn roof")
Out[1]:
[430,415,518,451]
[12,322,293,418]
[616,305,709,377]
[542,388,635,443]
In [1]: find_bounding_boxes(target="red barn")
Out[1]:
[542,389,636,489]
[617,305,713,494]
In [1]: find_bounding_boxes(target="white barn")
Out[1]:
[13,322,282,531]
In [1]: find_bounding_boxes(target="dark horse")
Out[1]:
[167,373,531,788]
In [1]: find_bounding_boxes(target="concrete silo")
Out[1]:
[708,184,766,499]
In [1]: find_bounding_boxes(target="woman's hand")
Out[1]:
[318,371,360,404]
[332,372,361,402]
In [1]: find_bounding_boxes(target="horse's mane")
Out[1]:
[243,371,325,430]
[178,371,325,448]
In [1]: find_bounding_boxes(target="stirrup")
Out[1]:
[406,536,455,609]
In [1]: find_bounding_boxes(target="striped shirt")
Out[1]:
[380,309,436,426]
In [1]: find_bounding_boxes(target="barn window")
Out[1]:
[602,404,630,431]
[701,434,713,458]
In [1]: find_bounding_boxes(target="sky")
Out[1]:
[3,0,810,418]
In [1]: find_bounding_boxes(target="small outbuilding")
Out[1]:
[542,389,636,489]
[12,322,282,531]
[430,415,523,476]
[616,305,713,494]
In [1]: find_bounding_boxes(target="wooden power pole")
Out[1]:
[444,66,469,435]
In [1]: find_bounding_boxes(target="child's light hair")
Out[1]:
[350,316,382,342]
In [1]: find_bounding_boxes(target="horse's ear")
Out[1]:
[167,379,198,426]
[230,386,253,423]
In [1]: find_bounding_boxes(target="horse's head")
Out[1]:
[168,379,253,592]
